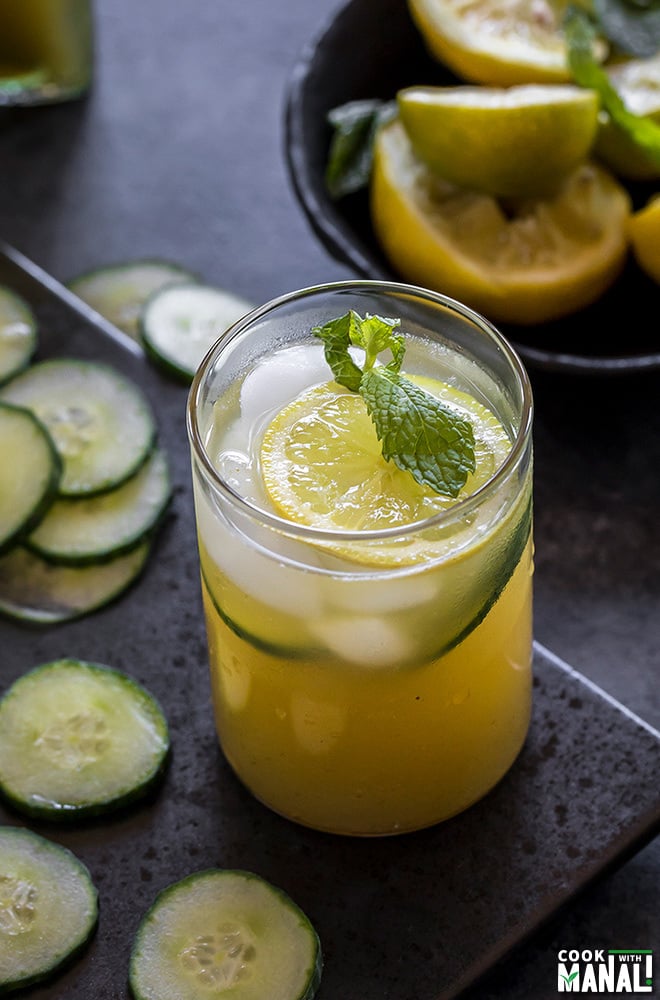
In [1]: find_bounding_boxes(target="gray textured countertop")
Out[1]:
[0,1,658,997]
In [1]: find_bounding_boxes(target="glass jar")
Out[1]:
[187,280,534,836]
[0,0,93,107]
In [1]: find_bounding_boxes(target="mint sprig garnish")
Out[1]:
[312,311,475,498]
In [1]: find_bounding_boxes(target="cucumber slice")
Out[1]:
[0,542,150,624]
[129,869,322,1000]
[0,402,61,555]
[67,259,200,341]
[201,565,324,660]
[0,826,97,993]
[0,659,170,820]
[0,359,156,496]
[27,448,171,565]
[0,286,37,385]
[140,282,254,384]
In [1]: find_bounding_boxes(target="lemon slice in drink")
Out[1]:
[260,377,511,566]
[628,195,660,283]
[595,54,660,180]
[370,119,631,325]
[407,0,607,86]
[259,374,532,661]
[397,84,600,198]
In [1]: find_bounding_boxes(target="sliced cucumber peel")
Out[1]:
[27,447,171,565]
[0,659,170,820]
[0,402,61,555]
[140,282,254,384]
[0,358,156,496]
[0,286,37,385]
[129,868,322,1000]
[200,494,532,669]
[200,564,325,660]
[0,826,98,993]
[67,259,200,341]
[0,542,150,625]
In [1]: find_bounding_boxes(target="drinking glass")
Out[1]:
[187,280,534,836]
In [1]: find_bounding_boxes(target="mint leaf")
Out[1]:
[312,309,403,388]
[313,311,476,498]
[324,99,396,200]
[565,6,660,167]
[311,310,364,390]
[361,368,475,498]
[351,313,404,371]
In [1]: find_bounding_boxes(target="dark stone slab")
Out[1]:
[1,246,659,1000]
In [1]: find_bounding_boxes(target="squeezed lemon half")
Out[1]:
[397,83,600,198]
[370,119,631,326]
[595,53,660,181]
[628,196,660,284]
[406,0,607,86]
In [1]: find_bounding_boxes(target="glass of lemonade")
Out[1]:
[187,281,533,836]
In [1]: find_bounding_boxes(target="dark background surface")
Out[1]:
[0,1,659,997]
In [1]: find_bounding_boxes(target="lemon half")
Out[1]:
[370,119,631,326]
[628,196,660,283]
[595,54,660,180]
[406,0,606,86]
[397,84,600,198]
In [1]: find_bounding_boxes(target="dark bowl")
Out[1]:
[284,0,660,376]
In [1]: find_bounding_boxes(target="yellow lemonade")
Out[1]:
[200,537,532,835]
[188,283,533,836]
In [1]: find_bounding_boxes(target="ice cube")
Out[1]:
[239,343,329,424]
[212,412,250,455]
[309,615,413,667]
[213,449,267,505]
[194,485,324,617]
[325,572,437,614]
